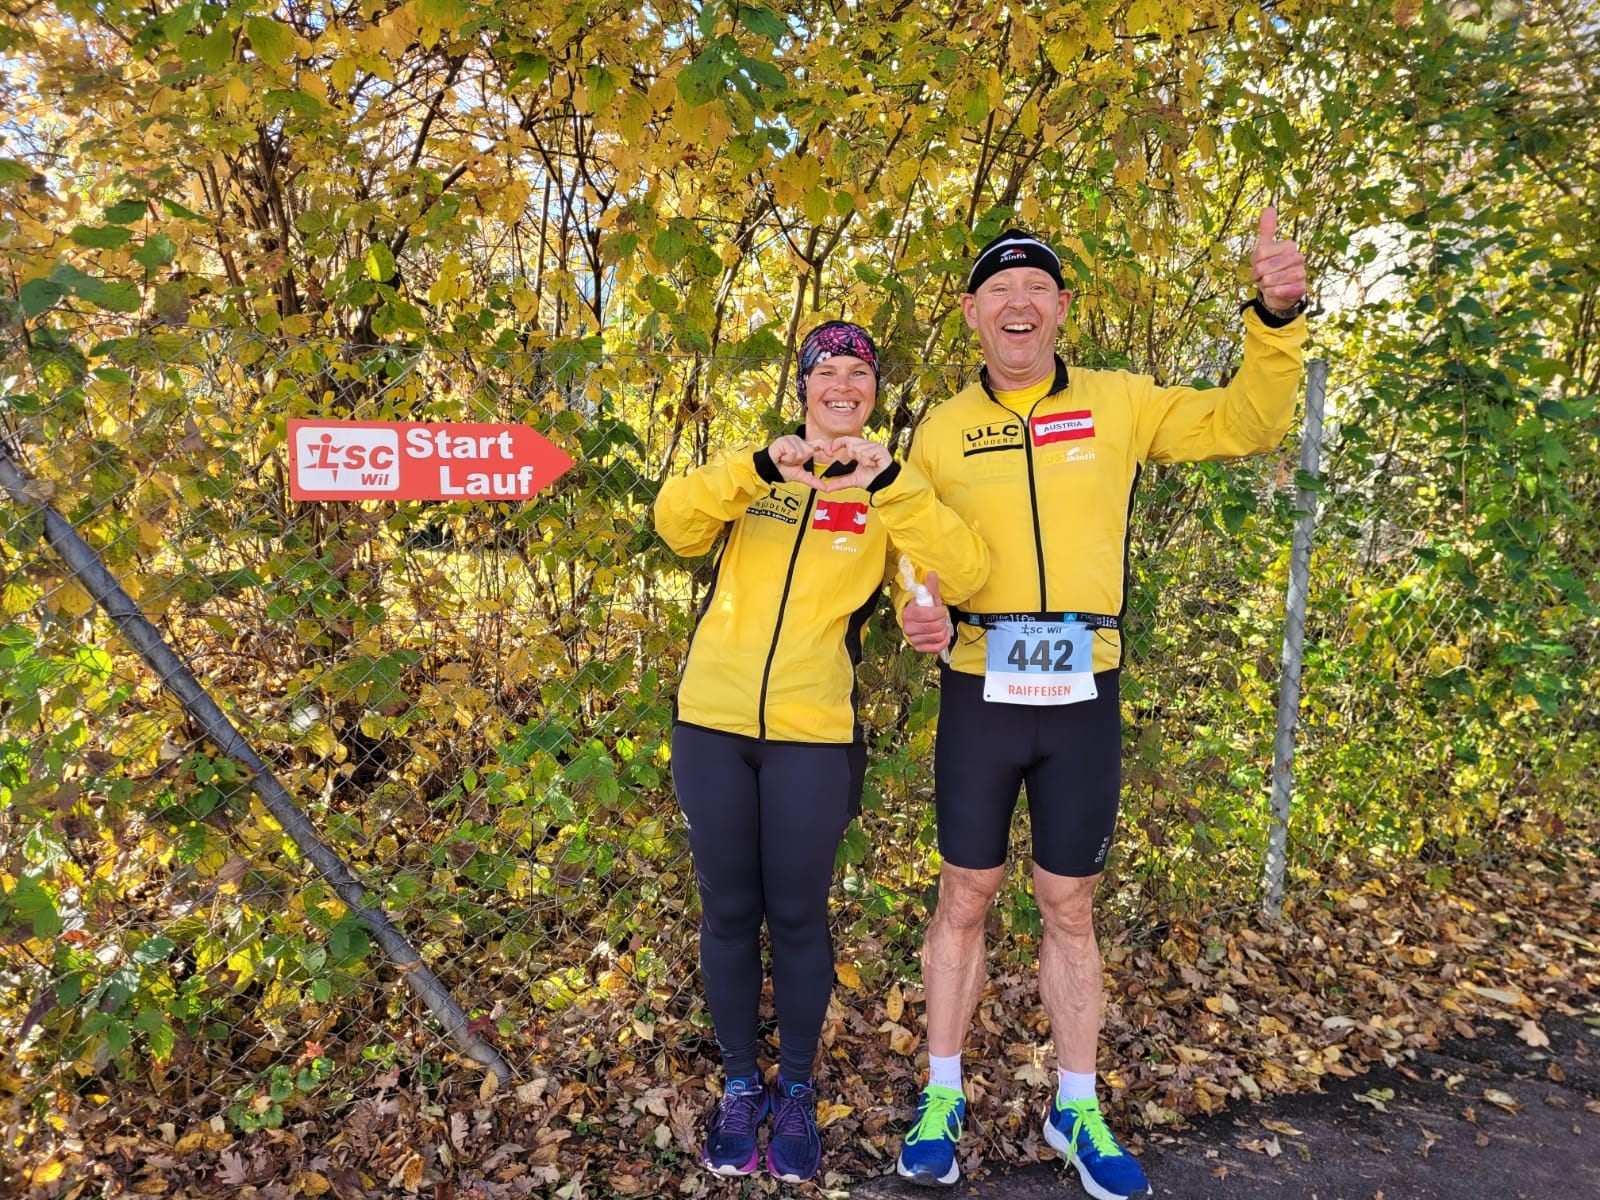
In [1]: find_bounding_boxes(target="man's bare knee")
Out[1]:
[932,864,1005,932]
[1034,868,1099,940]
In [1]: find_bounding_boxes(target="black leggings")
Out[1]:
[671,723,860,1082]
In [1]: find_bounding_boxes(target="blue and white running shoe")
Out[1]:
[895,1084,966,1186]
[1043,1096,1152,1200]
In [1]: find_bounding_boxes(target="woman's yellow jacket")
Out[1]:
[892,305,1308,677]
[655,447,989,743]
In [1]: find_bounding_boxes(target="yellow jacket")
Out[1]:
[657,445,990,742]
[894,305,1307,677]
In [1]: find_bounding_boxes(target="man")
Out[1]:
[892,212,1307,1198]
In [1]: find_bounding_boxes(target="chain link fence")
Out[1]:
[2,324,1594,1187]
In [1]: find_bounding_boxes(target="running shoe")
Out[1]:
[895,1083,966,1186]
[766,1077,822,1183]
[700,1074,767,1176]
[1043,1095,1152,1200]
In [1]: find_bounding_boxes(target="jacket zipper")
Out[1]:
[1022,396,1049,610]
[984,386,1054,612]
[756,487,817,738]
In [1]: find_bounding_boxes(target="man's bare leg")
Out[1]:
[922,863,1006,1057]
[1033,865,1102,1073]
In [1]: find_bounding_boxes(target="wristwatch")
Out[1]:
[1262,294,1309,321]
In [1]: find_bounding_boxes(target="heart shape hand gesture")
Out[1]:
[765,434,828,488]
[765,435,894,492]
[813,437,892,492]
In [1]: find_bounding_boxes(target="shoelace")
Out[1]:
[906,1089,961,1144]
[771,1086,815,1138]
[1062,1100,1123,1158]
[716,1084,764,1135]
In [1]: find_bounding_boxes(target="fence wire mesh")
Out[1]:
[1,324,1594,1189]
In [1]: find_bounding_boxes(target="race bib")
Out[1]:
[983,620,1097,706]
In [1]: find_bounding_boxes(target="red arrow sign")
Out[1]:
[288,420,575,501]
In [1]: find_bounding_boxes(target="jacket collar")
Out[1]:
[978,355,1070,405]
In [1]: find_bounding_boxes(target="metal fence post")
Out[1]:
[1263,358,1327,919]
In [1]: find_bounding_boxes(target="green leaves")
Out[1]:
[133,935,175,964]
[676,34,786,110]
[134,233,177,271]
[244,15,293,67]
[264,89,324,121]
[102,198,148,224]
[19,278,67,318]
[2,875,61,939]
[70,224,133,250]
[19,263,142,317]
[365,242,396,282]
[736,5,787,41]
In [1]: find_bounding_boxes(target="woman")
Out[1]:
[653,321,989,1182]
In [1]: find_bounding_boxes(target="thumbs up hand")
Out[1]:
[1250,207,1308,316]
[902,570,952,654]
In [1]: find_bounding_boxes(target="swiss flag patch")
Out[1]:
[1029,410,1095,445]
[813,500,869,534]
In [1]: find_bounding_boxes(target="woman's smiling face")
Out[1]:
[804,354,877,440]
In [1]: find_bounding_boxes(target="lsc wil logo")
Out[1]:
[293,427,400,493]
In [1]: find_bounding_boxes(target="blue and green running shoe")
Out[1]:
[1043,1096,1152,1200]
[700,1075,768,1176]
[895,1084,966,1186]
[766,1078,822,1183]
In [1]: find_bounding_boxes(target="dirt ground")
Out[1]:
[847,1005,1599,1199]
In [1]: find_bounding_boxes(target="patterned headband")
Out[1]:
[797,321,880,404]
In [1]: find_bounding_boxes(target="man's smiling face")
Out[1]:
[960,267,1072,392]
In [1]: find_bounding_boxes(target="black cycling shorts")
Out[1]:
[933,665,1121,878]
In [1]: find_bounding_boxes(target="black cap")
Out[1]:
[966,229,1066,293]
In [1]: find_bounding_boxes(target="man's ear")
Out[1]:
[959,292,979,330]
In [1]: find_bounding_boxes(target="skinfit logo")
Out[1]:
[294,426,400,492]
[998,247,1028,262]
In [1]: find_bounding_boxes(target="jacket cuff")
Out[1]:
[1244,295,1307,329]
[753,449,783,484]
[865,461,902,495]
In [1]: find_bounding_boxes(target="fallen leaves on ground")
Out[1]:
[7,829,1597,1198]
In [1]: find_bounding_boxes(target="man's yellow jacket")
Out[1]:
[893,306,1308,678]
[656,448,990,743]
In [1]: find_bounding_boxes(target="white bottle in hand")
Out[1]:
[899,555,951,663]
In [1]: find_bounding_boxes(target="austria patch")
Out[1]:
[1029,410,1095,445]
[813,500,869,534]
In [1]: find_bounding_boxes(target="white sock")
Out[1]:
[927,1052,963,1092]
[1057,1068,1096,1104]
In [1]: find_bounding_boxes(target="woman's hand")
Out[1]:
[815,437,892,492]
[765,435,827,488]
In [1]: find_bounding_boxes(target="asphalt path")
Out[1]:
[847,1006,1599,1199]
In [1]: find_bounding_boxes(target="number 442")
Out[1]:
[1007,639,1074,671]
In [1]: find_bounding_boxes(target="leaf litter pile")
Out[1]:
[11,831,1597,1198]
